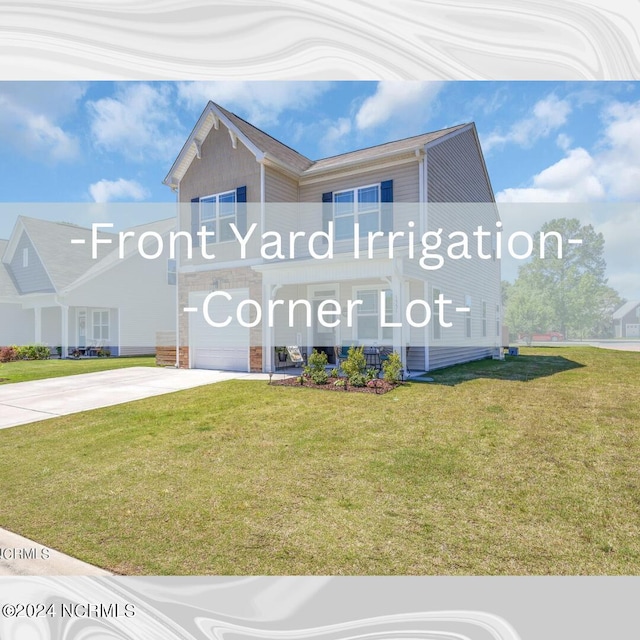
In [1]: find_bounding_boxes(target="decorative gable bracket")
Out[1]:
[193,138,203,160]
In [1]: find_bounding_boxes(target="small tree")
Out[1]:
[382,351,403,383]
[340,345,367,386]
[303,349,329,384]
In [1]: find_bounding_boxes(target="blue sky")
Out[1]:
[1,81,639,297]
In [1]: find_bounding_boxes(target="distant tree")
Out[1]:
[505,218,623,340]
[501,280,512,308]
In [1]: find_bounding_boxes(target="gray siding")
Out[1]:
[265,166,298,202]
[180,123,261,203]
[8,232,54,294]
[299,158,419,202]
[428,346,494,371]
[427,128,493,203]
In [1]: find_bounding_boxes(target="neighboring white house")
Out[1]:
[0,216,176,356]
[163,101,502,373]
[612,300,640,338]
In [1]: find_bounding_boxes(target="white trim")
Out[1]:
[164,102,265,187]
[350,284,393,345]
[299,156,417,186]
[198,189,238,244]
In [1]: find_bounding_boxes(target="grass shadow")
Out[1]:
[414,353,585,386]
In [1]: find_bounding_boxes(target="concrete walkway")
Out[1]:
[0,528,112,576]
[0,366,270,430]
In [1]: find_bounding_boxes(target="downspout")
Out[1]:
[260,160,267,371]
[175,182,181,368]
[421,147,430,372]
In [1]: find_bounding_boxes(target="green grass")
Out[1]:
[0,356,157,384]
[1,347,639,575]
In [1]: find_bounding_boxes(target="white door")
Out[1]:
[189,290,250,371]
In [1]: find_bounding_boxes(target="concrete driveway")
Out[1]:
[0,366,267,430]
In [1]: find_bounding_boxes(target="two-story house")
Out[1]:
[164,101,502,374]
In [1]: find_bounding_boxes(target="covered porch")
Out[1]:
[254,255,430,375]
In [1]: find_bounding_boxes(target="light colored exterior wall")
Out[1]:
[65,248,175,355]
[427,128,494,203]
[424,128,500,370]
[179,124,262,267]
[0,303,33,345]
[265,166,298,202]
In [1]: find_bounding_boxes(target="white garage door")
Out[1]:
[189,289,250,371]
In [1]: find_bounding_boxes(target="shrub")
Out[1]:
[340,345,366,385]
[382,351,403,383]
[348,372,368,387]
[304,349,329,384]
[333,378,346,388]
[0,346,18,363]
[13,344,50,360]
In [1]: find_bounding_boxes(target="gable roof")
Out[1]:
[164,101,475,188]
[66,217,175,292]
[0,240,19,298]
[215,103,314,173]
[306,124,470,174]
[14,217,117,292]
[613,300,640,319]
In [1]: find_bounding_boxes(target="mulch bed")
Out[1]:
[270,375,398,394]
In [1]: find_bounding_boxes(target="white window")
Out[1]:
[92,310,110,341]
[482,300,487,337]
[354,288,393,343]
[167,259,176,285]
[200,190,237,243]
[22,247,29,267]
[334,184,380,240]
[496,304,501,337]
[432,288,441,340]
[465,295,472,338]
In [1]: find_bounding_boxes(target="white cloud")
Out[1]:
[496,98,640,203]
[0,82,84,161]
[355,82,442,131]
[87,83,184,162]
[177,81,331,127]
[483,94,572,153]
[89,178,149,203]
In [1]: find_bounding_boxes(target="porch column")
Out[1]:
[61,305,69,358]
[34,306,42,343]
[262,281,281,373]
[389,260,405,370]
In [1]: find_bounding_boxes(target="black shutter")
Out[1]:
[322,191,333,245]
[236,185,247,235]
[380,180,393,232]
[322,191,333,231]
[191,197,200,247]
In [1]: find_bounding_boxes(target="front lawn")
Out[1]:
[1,347,639,575]
[0,356,157,385]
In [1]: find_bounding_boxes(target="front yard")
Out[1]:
[1,347,639,575]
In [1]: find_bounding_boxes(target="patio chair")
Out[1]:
[286,346,306,368]
[334,343,353,369]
